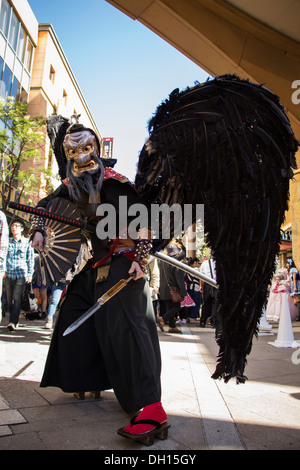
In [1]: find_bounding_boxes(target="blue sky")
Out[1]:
[27,0,210,180]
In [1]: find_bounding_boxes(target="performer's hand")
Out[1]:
[128,261,144,280]
[31,232,44,252]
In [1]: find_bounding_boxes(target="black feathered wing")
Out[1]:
[135,74,298,383]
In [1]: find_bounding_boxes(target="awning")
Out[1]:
[280,240,292,251]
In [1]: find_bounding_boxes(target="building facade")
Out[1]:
[0,0,103,219]
[26,23,102,203]
[0,0,37,106]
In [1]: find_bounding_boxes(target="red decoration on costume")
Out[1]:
[127,402,168,435]
[92,238,119,268]
[103,167,128,181]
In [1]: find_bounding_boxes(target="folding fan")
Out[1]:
[39,198,82,286]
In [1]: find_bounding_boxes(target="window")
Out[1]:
[17,26,26,62]
[49,65,55,84]
[10,75,18,99]
[0,56,4,83]
[15,85,27,103]
[19,87,28,103]
[8,10,19,51]
[0,0,10,38]
[24,39,33,71]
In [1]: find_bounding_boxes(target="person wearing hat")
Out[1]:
[5,219,34,331]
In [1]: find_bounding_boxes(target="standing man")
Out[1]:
[199,256,217,327]
[6,219,34,331]
[0,210,9,322]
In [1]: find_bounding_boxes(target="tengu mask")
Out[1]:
[63,130,100,176]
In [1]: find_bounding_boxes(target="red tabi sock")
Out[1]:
[129,402,168,435]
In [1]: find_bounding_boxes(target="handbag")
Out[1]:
[21,283,40,319]
[169,285,184,303]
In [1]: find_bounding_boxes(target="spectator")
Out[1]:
[147,258,160,319]
[0,210,9,323]
[5,220,34,331]
[266,271,298,322]
[185,257,202,323]
[199,257,217,327]
[45,279,66,329]
[158,243,187,333]
[286,257,300,295]
[32,252,48,318]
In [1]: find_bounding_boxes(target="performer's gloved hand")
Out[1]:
[31,232,45,252]
[128,261,144,280]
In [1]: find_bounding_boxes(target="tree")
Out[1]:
[0,97,54,216]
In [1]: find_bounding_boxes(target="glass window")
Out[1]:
[8,10,19,51]
[17,26,26,62]
[25,39,33,71]
[10,75,18,99]
[0,0,11,38]
[0,64,12,99]
[0,56,4,82]
[17,86,27,104]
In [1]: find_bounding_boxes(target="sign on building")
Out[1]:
[102,137,113,159]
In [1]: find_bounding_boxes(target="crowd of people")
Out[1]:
[0,206,219,336]
[0,210,65,331]
[1,206,300,336]
[149,242,218,334]
[150,243,300,334]
[265,258,300,322]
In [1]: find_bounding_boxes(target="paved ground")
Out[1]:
[0,313,300,451]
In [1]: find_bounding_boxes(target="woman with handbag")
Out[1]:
[158,244,187,333]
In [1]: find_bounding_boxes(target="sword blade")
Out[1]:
[154,252,218,288]
[63,275,134,336]
[63,251,217,337]
[63,301,104,336]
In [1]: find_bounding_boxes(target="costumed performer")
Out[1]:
[266,270,297,322]
[30,119,169,446]
[286,257,300,295]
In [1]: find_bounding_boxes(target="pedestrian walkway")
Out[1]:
[0,315,300,450]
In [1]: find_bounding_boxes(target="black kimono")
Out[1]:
[39,170,162,413]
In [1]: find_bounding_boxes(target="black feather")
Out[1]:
[46,114,70,180]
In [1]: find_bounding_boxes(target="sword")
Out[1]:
[63,274,135,336]
[153,252,218,289]
[8,201,84,228]
[9,200,218,288]
[10,200,218,333]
